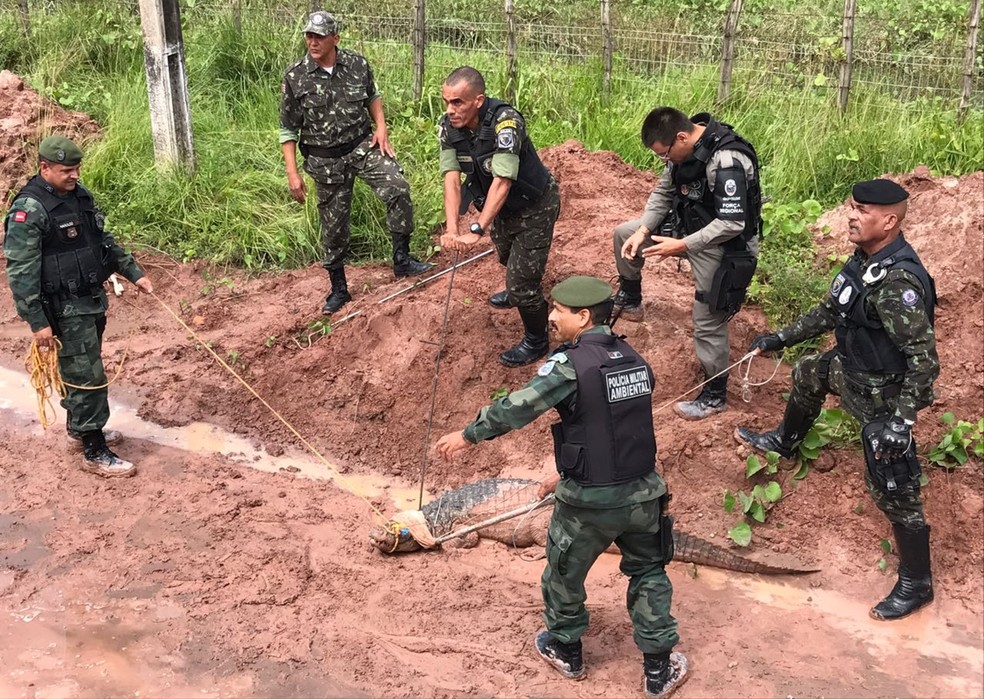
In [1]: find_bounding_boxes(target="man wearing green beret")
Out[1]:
[3,135,153,478]
[436,275,688,698]
[736,179,939,621]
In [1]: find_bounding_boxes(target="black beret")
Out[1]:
[551,276,612,308]
[852,179,909,205]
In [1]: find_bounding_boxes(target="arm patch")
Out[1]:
[713,166,748,221]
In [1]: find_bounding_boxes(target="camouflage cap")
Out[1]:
[38,136,83,165]
[303,11,340,36]
[852,179,909,205]
[551,275,613,308]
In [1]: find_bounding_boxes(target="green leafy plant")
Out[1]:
[264,335,278,348]
[928,413,984,468]
[877,538,893,572]
[489,386,509,400]
[723,480,783,546]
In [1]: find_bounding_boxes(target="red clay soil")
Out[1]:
[1,79,982,697]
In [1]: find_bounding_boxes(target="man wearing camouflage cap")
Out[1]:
[736,178,939,621]
[3,136,153,478]
[436,275,688,698]
[280,11,432,315]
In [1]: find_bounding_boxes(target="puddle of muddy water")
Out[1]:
[0,365,420,512]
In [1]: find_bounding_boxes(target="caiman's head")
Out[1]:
[368,522,424,554]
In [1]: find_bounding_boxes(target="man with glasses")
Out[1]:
[611,107,763,420]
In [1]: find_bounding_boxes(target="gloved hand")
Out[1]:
[876,417,912,457]
[748,332,785,354]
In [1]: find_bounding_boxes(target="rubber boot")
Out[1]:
[643,651,690,698]
[322,267,352,315]
[674,374,728,420]
[612,276,644,322]
[499,303,549,368]
[80,430,136,478]
[68,428,123,450]
[488,290,513,310]
[392,234,433,278]
[734,400,820,459]
[534,630,585,680]
[870,523,934,620]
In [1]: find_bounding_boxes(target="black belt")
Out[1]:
[300,132,370,159]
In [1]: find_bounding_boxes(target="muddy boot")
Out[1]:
[488,290,513,310]
[67,427,123,451]
[613,276,644,322]
[392,234,433,278]
[534,630,585,680]
[734,401,820,459]
[322,267,352,315]
[80,431,136,478]
[500,304,549,368]
[674,374,728,420]
[643,651,689,698]
[871,524,934,621]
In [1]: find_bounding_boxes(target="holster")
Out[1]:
[698,246,757,319]
[658,492,675,562]
[862,419,921,493]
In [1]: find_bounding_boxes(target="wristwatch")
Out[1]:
[469,222,484,236]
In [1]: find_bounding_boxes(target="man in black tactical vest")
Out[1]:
[3,136,153,478]
[437,276,688,698]
[614,107,762,420]
[736,179,939,621]
[438,66,561,368]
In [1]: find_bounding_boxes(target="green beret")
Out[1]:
[551,275,613,308]
[303,11,339,35]
[39,136,84,165]
[852,179,908,205]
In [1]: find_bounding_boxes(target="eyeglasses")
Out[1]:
[655,139,675,162]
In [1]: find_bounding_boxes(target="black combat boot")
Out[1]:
[322,267,352,315]
[612,276,644,322]
[488,290,513,309]
[643,651,690,698]
[674,374,728,420]
[734,401,820,459]
[80,430,136,478]
[392,234,434,278]
[534,630,585,680]
[500,303,549,368]
[870,523,934,620]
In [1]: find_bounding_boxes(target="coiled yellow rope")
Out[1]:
[24,340,66,430]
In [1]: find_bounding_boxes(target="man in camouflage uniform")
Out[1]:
[280,11,432,315]
[736,179,939,621]
[438,66,561,368]
[437,276,689,698]
[616,107,763,420]
[3,136,152,478]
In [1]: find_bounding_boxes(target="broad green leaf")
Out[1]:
[918,473,929,487]
[749,501,767,523]
[879,538,893,554]
[800,445,820,460]
[802,432,823,449]
[728,522,752,547]
[764,481,782,502]
[745,455,766,478]
[793,463,810,480]
[751,484,766,501]
[723,490,736,513]
[940,412,955,425]
[877,557,887,571]
[738,490,754,514]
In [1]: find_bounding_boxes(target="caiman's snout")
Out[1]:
[368,522,421,554]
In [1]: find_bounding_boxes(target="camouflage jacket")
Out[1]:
[279,50,381,148]
[778,246,939,423]
[462,326,666,508]
[3,182,143,330]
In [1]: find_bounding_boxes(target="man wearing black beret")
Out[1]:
[436,275,688,697]
[736,178,940,621]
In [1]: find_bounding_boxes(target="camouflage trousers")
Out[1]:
[541,496,679,654]
[56,312,110,434]
[305,137,413,270]
[790,350,926,529]
[489,178,560,312]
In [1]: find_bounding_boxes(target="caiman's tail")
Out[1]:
[672,531,819,575]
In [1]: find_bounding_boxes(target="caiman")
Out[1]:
[368,478,817,575]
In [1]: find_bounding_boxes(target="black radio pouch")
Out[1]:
[658,492,675,562]
[706,247,757,319]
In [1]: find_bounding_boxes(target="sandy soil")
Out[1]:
[1,77,982,698]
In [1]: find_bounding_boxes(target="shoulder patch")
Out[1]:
[901,288,919,307]
[547,353,568,363]
[496,129,516,149]
[12,210,27,223]
[537,360,556,376]
[495,118,517,133]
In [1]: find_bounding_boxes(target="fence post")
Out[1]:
[138,0,196,172]
[837,0,856,112]
[412,0,425,102]
[717,0,744,104]
[601,0,613,96]
[232,0,241,35]
[958,0,981,122]
[17,0,30,34]
[504,0,518,103]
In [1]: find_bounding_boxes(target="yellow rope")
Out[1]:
[148,291,389,523]
[24,339,65,430]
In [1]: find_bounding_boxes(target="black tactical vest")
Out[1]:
[551,332,657,486]
[15,175,110,297]
[442,98,551,215]
[831,235,936,374]
[670,113,763,251]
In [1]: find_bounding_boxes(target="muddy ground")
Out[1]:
[1,79,982,698]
